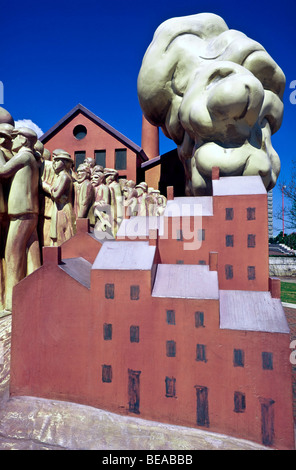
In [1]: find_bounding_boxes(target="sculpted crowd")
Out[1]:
[0,120,166,315]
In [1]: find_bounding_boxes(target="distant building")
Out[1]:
[9,170,294,450]
[40,104,148,182]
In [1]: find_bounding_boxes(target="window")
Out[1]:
[176,229,183,241]
[95,150,106,167]
[130,285,140,300]
[247,207,256,220]
[176,260,184,264]
[115,149,127,170]
[233,349,244,367]
[102,365,112,383]
[166,340,176,357]
[165,377,176,398]
[74,151,86,170]
[234,392,246,413]
[225,264,233,280]
[248,266,256,280]
[262,352,273,370]
[166,310,175,325]
[226,234,234,247]
[248,234,256,248]
[73,124,87,140]
[130,325,139,343]
[103,323,112,340]
[196,344,207,362]
[105,283,114,299]
[195,311,204,328]
[198,260,206,265]
[225,208,234,220]
[197,228,205,241]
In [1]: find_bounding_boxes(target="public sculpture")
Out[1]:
[73,163,94,218]
[137,13,286,196]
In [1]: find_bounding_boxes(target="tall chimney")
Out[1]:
[141,114,159,159]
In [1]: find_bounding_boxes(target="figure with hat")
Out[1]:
[135,181,149,216]
[0,125,13,310]
[89,166,110,230]
[73,163,94,219]
[44,150,76,246]
[0,126,41,315]
[104,168,123,237]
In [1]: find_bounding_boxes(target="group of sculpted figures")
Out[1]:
[0,108,166,315]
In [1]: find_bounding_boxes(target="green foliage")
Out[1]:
[269,231,296,250]
[281,281,296,304]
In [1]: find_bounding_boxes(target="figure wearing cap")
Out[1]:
[136,181,149,216]
[89,166,110,227]
[104,168,123,237]
[0,126,41,314]
[46,150,76,246]
[73,163,94,219]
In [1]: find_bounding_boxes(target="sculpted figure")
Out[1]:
[84,157,96,173]
[90,168,112,235]
[39,152,55,246]
[0,127,41,314]
[104,168,123,237]
[122,180,138,217]
[73,163,94,218]
[137,13,285,195]
[47,151,76,246]
[135,182,148,216]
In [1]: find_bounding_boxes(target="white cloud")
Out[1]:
[14,119,44,139]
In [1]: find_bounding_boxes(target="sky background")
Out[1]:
[1,0,296,235]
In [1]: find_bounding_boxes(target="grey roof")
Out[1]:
[92,241,156,270]
[117,216,165,238]
[219,290,290,333]
[59,257,92,288]
[212,175,266,196]
[152,264,219,299]
[40,103,148,162]
[164,197,213,217]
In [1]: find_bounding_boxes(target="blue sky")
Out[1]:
[1,0,296,234]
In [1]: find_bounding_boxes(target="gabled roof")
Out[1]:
[40,103,148,162]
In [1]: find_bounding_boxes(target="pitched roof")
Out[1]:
[92,241,156,271]
[40,103,148,162]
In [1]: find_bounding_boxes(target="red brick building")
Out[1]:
[9,172,295,449]
[40,104,148,181]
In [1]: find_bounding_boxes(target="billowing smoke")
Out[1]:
[137,13,285,195]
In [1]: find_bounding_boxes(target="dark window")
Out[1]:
[130,325,139,343]
[105,283,114,299]
[198,260,206,265]
[103,323,112,340]
[247,207,256,220]
[130,285,140,300]
[74,151,85,170]
[234,391,246,413]
[196,344,207,362]
[248,266,256,280]
[225,264,233,280]
[233,349,244,367]
[197,228,205,241]
[260,398,275,446]
[94,150,106,167]
[115,149,127,170]
[195,311,204,328]
[166,310,175,325]
[262,352,273,370]
[176,260,184,264]
[73,124,87,140]
[225,208,234,220]
[166,340,176,357]
[102,365,112,383]
[128,369,141,414]
[248,234,256,248]
[165,377,176,398]
[226,234,234,247]
[176,229,183,241]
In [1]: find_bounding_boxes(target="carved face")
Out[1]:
[91,171,105,186]
[137,13,285,195]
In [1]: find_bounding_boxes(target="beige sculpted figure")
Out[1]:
[46,151,76,246]
[137,13,286,195]
[0,127,41,314]
[73,163,94,218]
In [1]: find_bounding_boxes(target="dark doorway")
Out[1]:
[128,369,141,414]
[195,385,209,427]
[260,398,275,446]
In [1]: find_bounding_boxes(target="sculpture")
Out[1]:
[73,163,94,218]
[45,150,76,246]
[0,127,41,314]
[137,13,285,195]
